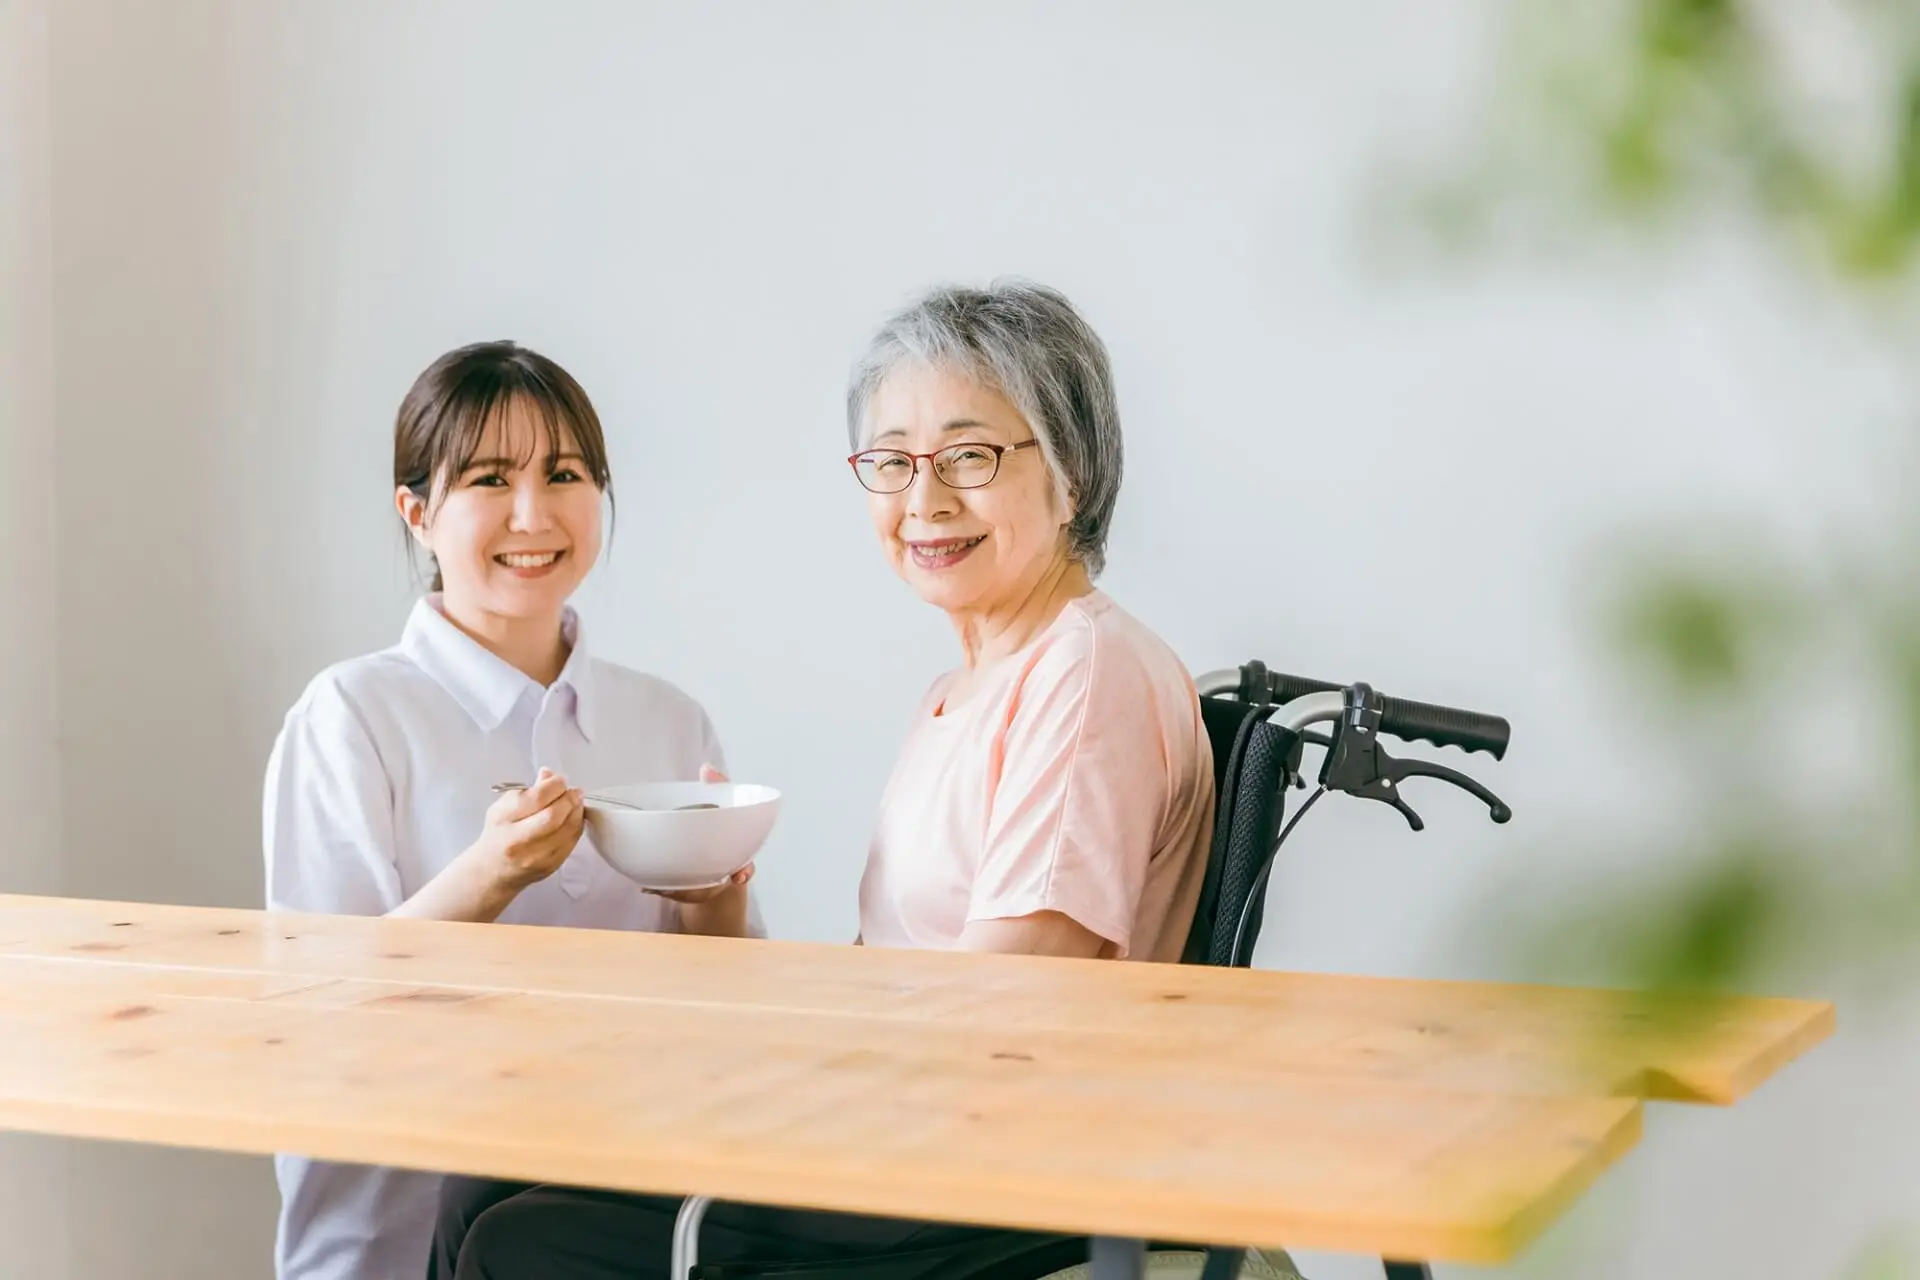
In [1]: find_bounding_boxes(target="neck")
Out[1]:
[439,595,572,686]
[950,556,1094,669]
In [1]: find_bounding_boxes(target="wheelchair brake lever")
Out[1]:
[1354,770,1428,831]
[1382,754,1513,825]
[1317,700,1427,829]
[1315,688,1513,830]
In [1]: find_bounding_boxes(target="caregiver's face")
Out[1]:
[400,399,603,622]
[857,364,1068,615]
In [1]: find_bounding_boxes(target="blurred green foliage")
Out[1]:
[1853,1232,1920,1280]
[1404,3,1920,1271]
[1413,0,1920,1001]
[1419,0,1920,286]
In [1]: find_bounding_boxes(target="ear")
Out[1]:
[1052,475,1076,531]
[394,485,432,549]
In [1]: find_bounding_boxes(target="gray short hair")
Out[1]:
[846,279,1123,577]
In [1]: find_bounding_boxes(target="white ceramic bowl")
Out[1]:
[582,781,780,891]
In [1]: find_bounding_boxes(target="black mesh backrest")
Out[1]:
[1181,696,1297,968]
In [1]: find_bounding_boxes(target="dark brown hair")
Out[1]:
[394,340,615,590]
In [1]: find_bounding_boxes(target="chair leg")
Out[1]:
[671,1196,713,1278]
[1383,1262,1432,1279]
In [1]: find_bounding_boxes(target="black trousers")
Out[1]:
[429,1175,1058,1280]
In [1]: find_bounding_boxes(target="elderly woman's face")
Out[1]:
[860,364,1068,615]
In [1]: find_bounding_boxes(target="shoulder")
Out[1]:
[917,669,960,716]
[1018,592,1193,705]
[279,648,426,741]
[266,650,428,799]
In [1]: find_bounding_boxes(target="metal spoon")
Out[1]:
[491,782,720,812]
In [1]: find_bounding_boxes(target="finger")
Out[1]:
[487,790,530,824]
[699,763,728,784]
[515,788,581,838]
[513,804,564,840]
[523,770,570,811]
[494,771,562,821]
[729,864,755,886]
[548,796,589,856]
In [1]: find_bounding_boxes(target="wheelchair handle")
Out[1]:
[1194,664,1511,760]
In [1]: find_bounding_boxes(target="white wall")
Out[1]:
[0,0,68,1274]
[0,0,59,896]
[24,1,1917,1276]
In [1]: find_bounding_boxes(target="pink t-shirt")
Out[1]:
[857,591,1214,963]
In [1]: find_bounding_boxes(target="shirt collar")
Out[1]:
[399,595,598,741]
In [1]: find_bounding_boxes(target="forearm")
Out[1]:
[387,846,519,924]
[676,887,753,938]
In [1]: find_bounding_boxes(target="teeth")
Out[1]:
[916,537,983,554]
[499,552,559,568]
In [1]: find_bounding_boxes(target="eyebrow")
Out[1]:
[871,418,998,444]
[460,451,587,472]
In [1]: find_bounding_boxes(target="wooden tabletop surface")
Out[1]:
[0,895,1834,1263]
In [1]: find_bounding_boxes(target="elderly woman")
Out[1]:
[429,280,1217,1280]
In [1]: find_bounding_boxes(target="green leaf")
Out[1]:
[1607,563,1804,696]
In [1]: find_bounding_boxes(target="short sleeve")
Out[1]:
[968,626,1168,957]
[262,678,404,918]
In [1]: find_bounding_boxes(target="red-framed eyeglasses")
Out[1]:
[846,439,1041,494]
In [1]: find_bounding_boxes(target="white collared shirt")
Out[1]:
[262,595,762,1280]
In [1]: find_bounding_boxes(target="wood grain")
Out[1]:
[0,952,1640,1262]
[0,895,1835,1260]
[0,896,1835,1103]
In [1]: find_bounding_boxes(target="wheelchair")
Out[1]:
[672,661,1513,1280]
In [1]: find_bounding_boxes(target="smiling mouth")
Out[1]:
[495,550,566,574]
[907,535,985,569]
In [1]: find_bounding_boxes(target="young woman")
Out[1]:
[260,340,760,1280]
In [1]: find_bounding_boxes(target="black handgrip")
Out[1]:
[1266,672,1344,705]
[1240,661,1342,706]
[1374,695,1510,760]
[1248,664,1510,760]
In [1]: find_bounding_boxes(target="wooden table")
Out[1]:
[0,895,1833,1277]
